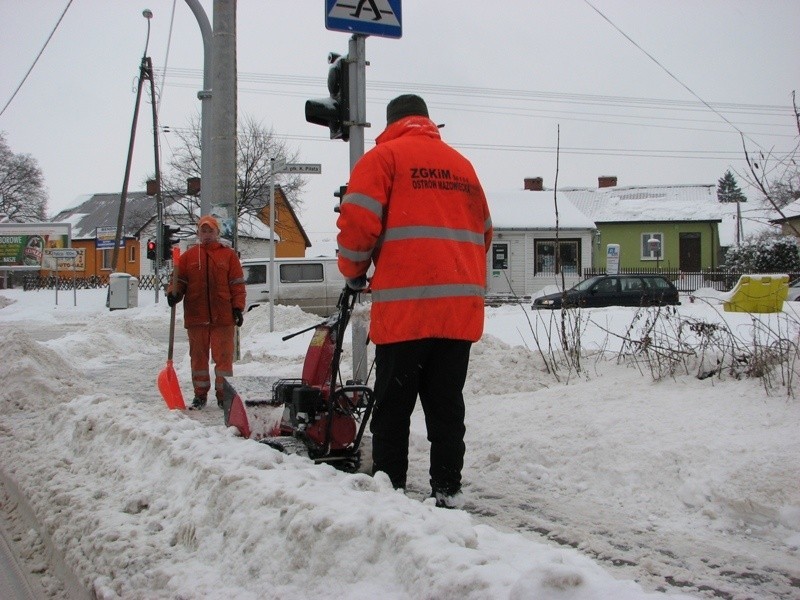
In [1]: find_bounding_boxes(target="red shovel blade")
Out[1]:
[158,359,185,410]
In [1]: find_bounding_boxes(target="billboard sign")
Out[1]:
[0,222,72,270]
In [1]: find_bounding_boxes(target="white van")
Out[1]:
[241,257,346,316]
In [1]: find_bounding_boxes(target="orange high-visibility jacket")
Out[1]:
[170,241,246,328]
[337,115,493,344]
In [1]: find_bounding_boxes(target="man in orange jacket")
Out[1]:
[167,215,246,410]
[337,94,493,507]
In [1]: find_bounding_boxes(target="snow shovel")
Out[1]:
[158,246,186,410]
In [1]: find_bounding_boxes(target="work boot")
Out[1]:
[189,395,207,410]
[433,490,465,509]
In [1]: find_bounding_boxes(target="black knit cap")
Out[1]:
[386,94,429,124]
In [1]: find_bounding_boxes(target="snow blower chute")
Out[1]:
[221,286,374,472]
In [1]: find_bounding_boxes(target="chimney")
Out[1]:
[187,177,201,196]
[598,176,617,188]
[146,179,159,196]
[524,177,543,191]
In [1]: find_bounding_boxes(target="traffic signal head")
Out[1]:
[162,224,181,261]
[146,239,157,261]
[333,184,348,213]
[305,52,350,141]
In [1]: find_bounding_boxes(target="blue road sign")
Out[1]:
[326,0,402,39]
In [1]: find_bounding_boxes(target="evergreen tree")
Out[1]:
[717,170,747,203]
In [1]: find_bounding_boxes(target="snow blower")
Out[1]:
[221,286,374,472]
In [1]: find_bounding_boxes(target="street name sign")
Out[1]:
[49,249,78,259]
[280,163,323,174]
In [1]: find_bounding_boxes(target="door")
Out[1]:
[587,276,620,307]
[679,233,701,271]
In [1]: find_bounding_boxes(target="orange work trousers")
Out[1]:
[187,325,235,401]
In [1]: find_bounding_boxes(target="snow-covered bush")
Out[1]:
[724,236,800,272]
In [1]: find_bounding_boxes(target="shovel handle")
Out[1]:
[167,246,181,361]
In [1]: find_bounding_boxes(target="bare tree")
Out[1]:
[163,113,307,222]
[0,132,48,222]
[739,91,800,234]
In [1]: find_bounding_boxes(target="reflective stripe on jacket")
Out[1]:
[170,242,245,328]
[337,115,493,344]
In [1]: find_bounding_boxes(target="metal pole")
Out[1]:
[183,0,213,216]
[209,0,237,245]
[269,158,276,332]
[348,34,368,383]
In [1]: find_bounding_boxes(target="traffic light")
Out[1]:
[333,184,348,213]
[146,239,157,261]
[305,52,350,141]
[162,225,180,261]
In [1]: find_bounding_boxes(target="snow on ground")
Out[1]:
[1,286,799,599]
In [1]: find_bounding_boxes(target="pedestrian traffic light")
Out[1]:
[162,225,180,261]
[146,239,157,261]
[305,52,350,141]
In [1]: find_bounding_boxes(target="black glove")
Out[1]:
[167,292,181,307]
[346,276,368,291]
[232,308,244,327]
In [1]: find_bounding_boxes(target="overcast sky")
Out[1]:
[1,1,797,242]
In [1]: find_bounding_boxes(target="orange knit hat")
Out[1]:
[197,215,220,232]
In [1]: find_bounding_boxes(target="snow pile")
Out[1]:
[1,287,799,598]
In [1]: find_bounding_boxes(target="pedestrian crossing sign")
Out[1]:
[325,0,402,39]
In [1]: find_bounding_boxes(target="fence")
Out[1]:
[22,273,165,292]
[18,269,800,297]
[581,268,800,293]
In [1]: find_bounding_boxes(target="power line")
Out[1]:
[582,0,763,150]
[0,0,74,118]
[159,67,793,118]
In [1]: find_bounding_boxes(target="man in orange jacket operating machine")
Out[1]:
[167,215,246,410]
[336,94,493,508]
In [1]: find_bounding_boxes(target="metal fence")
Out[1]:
[581,268,800,293]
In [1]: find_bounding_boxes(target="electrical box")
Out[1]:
[108,273,139,310]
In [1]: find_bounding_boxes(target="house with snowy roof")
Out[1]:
[768,198,800,239]
[562,177,723,273]
[48,184,310,281]
[485,184,596,297]
[484,175,774,297]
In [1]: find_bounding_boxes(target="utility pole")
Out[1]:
[110,10,164,306]
[208,0,238,248]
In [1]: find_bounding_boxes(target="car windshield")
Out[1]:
[572,276,603,292]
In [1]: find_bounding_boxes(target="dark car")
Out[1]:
[532,274,681,309]
[788,278,800,302]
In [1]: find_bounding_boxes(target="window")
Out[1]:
[280,263,324,283]
[594,277,618,293]
[101,249,113,270]
[243,265,267,285]
[534,239,581,275]
[129,244,136,263]
[641,232,663,261]
[621,277,644,292]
